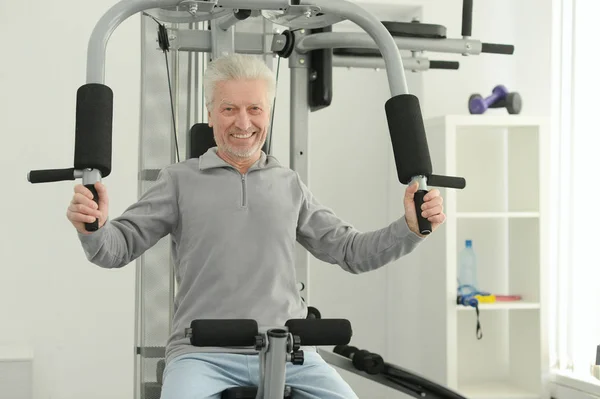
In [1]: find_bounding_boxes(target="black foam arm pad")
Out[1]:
[189,319,258,347]
[28,168,75,183]
[73,84,113,177]
[385,95,432,184]
[285,319,352,346]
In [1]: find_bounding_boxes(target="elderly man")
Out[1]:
[68,54,445,399]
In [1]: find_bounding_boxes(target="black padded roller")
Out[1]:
[73,84,113,177]
[333,345,384,375]
[285,319,352,346]
[385,94,432,185]
[189,319,258,347]
[352,349,385,375]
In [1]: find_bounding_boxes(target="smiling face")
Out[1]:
[208,79,270,165]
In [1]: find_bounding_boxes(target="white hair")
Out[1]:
[203,53,276,111]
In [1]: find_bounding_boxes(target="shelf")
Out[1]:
[458,381,539,399]
[456,212,540,219]
[457,301,540,311]
[425,114,548,129]
[413,115,548,399]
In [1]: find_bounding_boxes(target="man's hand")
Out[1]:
[404,182,446,237]
[66,182,109,234]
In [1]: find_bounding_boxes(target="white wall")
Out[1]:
[0,0,552,398]
[0,1,140,398]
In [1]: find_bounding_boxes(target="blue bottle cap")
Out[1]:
[466,240,472,247]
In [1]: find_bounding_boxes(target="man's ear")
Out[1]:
[207,108,213,127]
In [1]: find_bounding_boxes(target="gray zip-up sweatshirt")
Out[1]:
[77,148,426,364]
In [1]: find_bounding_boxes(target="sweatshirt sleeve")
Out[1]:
[76,168,179,269]
[295,174,426,274]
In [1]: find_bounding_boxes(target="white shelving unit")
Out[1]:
[413,115,550,399]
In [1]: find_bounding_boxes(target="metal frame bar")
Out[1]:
[171,29,286,54]
[87,0,183,83]
[216,0,290,9]
[296,31,482,55]
[172,29,444,71]
[289,29,311,308]
[333,55,432,71]
[311,0,408,95]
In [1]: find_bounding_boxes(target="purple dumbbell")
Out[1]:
[469,85,522,114]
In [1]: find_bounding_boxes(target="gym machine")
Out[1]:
[27,0,515,398]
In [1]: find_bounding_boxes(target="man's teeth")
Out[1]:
[232,133,253,138]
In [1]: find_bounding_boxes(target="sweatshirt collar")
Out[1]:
[198,147,281,171]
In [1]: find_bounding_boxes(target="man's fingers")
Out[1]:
[67,209,98,223]
[422,205,443,218]
[424,188,441,201]
[427,213,446,224]
[74,184,95,199]
[72,193,98,209]
[95,182,109,205]
[404,182,419,199]
[421,196,443,211]
[68,203,103,218]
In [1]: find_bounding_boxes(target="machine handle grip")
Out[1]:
[429,61,459,70]
[28,168,75,183]
[481,42,515,54]
[427,174,466,189]
[84,183,99,232]
[461,0,473,37]
[414,190,432,235]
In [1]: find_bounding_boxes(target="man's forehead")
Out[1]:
[219,99,265,106]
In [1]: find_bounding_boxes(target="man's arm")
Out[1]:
[294,174,426,274]
[77,168,179,268]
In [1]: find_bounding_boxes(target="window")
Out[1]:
[550,0,600,381]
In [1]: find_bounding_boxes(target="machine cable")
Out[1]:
[149,14,182,163]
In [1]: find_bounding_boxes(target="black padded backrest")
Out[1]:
[187,123,216,159]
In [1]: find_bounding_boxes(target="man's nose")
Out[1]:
[235,110,252,131]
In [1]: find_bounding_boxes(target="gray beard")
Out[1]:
[221,133,265,159]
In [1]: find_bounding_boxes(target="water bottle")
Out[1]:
[458,239,478,296]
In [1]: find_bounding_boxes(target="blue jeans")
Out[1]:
[160,351,359,399]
